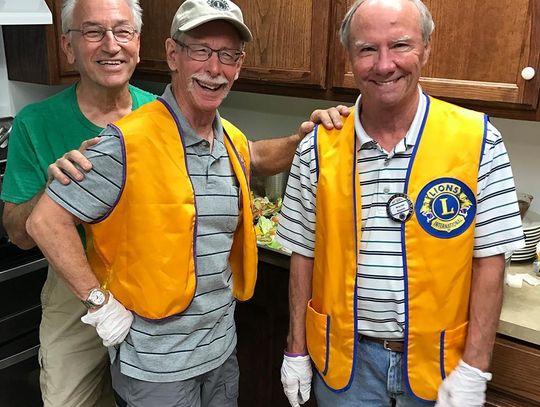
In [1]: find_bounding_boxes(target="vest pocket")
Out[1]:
[306,299,330,375]
[440,321,469,379]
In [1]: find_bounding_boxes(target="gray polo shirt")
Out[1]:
[48,85,241,382]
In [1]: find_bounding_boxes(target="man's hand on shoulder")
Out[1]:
[47,137,100,185]
[313,104,351,130]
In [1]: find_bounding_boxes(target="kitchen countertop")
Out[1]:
[257,245,540,346]
[499,262,540,345]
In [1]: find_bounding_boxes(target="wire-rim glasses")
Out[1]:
[175,40,243,65]
[67,25,137,43]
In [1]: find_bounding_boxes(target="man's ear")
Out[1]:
[165,38,179,72]
[422,38,431,67]
[61,33,76,65]
[233,52,245,81]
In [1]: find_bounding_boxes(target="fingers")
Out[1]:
[336,104,352,117]
[298,381,311,404]
[47,149,93,184]
[79,136,101,153]
[297,121,315,139]
[310,105,353,130]
[284,390,301,407]
[47,162,72,185]
[435,380,454,407]
[310,108,341,130]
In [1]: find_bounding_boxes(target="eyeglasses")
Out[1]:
[67,25,137,43]
[175,40,243,66]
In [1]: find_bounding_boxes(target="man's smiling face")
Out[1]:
[62,0,141,91]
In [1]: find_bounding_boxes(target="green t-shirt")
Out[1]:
[1,83,155,204]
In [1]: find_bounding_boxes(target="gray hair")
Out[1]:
[61,0,143,33]
[339,0,434,49]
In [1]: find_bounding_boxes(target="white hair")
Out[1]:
[61,0,143,33]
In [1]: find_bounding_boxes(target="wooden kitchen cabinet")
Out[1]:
[136,0,182,75]
[486,336,540,406]
[136,0,331,89]
[3,0,78,84]
[328,0,540,120]
[235,259,317,407]
[3,0,540,120]
[232,0,330,88]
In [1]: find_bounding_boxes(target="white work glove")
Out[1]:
[435,359,492,407]
[281,354,312,407]
[81,293,133,347]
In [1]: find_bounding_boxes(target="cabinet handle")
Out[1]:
[521,67,536,80]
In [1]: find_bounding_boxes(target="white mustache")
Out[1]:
[191,73,229,87]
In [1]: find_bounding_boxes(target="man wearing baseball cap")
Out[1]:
[26,0,349,406]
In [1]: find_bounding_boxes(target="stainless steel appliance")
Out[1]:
[0,117,47,406]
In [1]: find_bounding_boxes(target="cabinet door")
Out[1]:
[487,336,540,405]
[137,0,183,75]
[137,0,331,88]
[234,0,331,88]
[3,0,78,84]
[329,0,540,112]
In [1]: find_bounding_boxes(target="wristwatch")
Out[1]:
[82,288,109,310]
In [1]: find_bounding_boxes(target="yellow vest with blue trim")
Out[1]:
[307,96,486,401]
[84,99,258,320]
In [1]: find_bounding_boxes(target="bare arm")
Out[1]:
[249,134,302,176]
[462,254,505,372]
[2,137,99,249]
[26,193,99,300]
[249,106,351,176]
[3,194,43,249]
[287,253,314,354]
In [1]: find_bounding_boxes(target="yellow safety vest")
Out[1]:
[84,99,258,320]
[308,96,485,400]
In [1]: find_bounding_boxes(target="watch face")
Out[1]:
[89,289,106,306]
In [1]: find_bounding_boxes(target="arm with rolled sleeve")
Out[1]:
[436,123,525,407]
[26,129,133,347]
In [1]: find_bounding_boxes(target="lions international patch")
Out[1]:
[415,178,476,238]
[207,0,231,11]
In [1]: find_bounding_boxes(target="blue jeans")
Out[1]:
[314,336,435,407]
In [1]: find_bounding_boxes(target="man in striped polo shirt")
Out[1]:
[25,0,346,406]
[277,1,524,407]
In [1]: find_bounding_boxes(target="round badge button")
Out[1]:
[386,193,414,223]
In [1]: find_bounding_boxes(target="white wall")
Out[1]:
[9,80,67,112]
[8,80,540,213]
[491,117,540,213]
[0,29,14,117]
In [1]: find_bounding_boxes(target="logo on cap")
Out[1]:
[207,0,230,11]
[415,177,476,238]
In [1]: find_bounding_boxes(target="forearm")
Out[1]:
[250,134,302,176]
[462,254,505,372]
[287,253,314,354]
[2,191,44,249]
[26,194,99,300]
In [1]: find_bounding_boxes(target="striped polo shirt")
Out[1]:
[277,89,525,339]
[47,85,241,382]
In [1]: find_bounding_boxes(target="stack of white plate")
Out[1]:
[511,210,540,262]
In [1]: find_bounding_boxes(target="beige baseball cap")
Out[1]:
[170,0,253,42]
